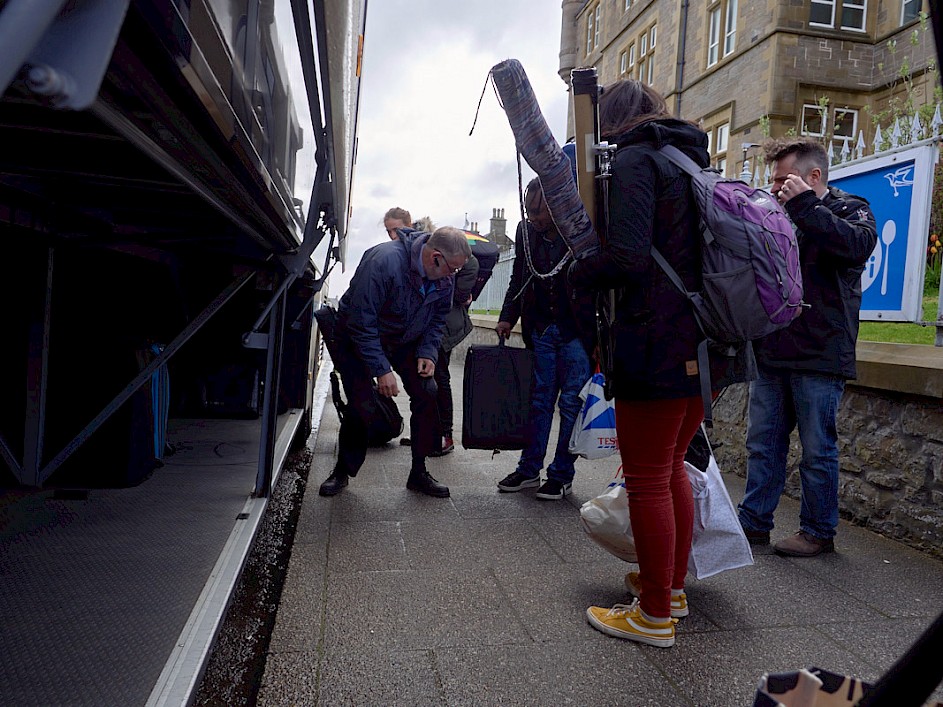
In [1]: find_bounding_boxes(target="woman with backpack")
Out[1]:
[567,79,753,648]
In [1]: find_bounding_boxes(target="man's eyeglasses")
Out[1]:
[433,253,463,275]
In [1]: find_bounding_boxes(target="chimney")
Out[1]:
[490,207,507,241]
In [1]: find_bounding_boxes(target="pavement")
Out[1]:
[257,360,943,706]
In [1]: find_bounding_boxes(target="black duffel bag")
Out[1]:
[462,338,533,450]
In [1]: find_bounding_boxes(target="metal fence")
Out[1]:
[741,105,943,184]
[471,246,516,312]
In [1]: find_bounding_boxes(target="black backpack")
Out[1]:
[314,305,404,447]
[469,241,500,301]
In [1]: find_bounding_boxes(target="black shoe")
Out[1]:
[319,469,349,496]
[406,469,450,498]
[497,471,540,492]
[742,527,771,546]
[535,478,572,500]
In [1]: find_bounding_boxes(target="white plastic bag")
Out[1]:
[568,372,619,460]
[579,470,637,562]
[686,453,754,580]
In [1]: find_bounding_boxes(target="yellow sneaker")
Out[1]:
[586,600,677,647]
[624,571,689,618]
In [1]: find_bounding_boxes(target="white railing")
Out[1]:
[471,246,516,313]
[741,103,943,184]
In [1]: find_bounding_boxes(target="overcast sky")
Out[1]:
[322,1,570,296]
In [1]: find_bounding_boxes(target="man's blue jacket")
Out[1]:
[337,229,453,378]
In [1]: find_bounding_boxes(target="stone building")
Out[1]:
[559,0,936,176]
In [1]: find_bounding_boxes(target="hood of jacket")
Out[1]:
[611,118,709,166]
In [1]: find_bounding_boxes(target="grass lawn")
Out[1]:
[473,299,943,344]
[858,295,941,345]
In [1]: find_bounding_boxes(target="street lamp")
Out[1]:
[740,142,762,183]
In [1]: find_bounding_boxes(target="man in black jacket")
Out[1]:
[738,138,877,557]
[495,179,596,500]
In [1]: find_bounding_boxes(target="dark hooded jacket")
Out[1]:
[499,221,597,358]
[755,186,877,378]
[440,255,480,352]
[337,229,453,378]
[568,118,754,401]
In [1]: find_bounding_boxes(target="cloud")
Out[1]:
[325,1,570,295]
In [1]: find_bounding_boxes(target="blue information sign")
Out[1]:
[829,143,937,322]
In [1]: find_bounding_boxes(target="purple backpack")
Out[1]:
[654,144,804,345]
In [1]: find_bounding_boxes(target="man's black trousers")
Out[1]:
[333,335,438,476]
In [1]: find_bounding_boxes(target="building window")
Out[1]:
[801,104,827,136]
[810,0,865,29]
[646,58,655,85]
[810,0,836,27]
[708,0,736,66]
[586,5,601,54]
[594,5,601,47]
[706,122,729,175]
[640,32,648,57]
[620,50,628,75]
[625,0,632,10]
[901,0,920,24]
[841,0,866,30]
[724,0,737,56]
[715,123,729,175]
[708,7,721,66]
[650,24,657,48]
[833,107,859,150]
[716,123,729,154]
[629,43,636,72]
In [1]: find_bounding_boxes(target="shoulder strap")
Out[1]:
[650,245,716,428]
[659,144,703,178]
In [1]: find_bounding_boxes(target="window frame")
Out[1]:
[650,24,657,48]
[840,0,867,31]
[620,50,628,75]
[586,10,594,54]
[810,0,837,28]
[832,107,860,149]
[628,43,636,69]
[625,0,632,11]
[723,0,738,57]
[594,5,601,48]
[708,6,721,66]
[901,0,920,24]
[800,104,827,137]
[716,123,729,154]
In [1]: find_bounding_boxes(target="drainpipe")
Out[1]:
[675,0,690,118]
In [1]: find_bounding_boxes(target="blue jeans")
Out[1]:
[516,325,592,483]
[738,366,845,539]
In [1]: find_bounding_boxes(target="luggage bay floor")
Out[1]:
[259,360,943,706]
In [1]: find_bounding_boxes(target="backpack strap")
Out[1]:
[658,144,704,178]
[651,247,716,428]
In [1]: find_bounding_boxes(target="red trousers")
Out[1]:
[615,396,703,619]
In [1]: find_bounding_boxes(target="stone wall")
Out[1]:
[461,317,943,559]
[709,383,943,561]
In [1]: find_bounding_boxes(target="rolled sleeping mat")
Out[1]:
[490,58,600,259]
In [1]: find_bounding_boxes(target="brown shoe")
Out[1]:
[773,531,834,557]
